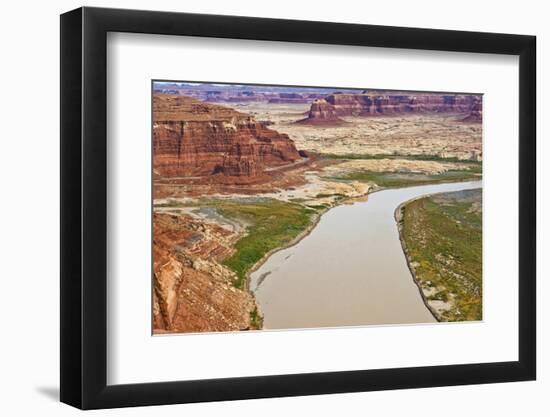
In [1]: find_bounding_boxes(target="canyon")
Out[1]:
[152,83,483,334]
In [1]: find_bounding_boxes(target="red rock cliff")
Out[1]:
[153,94,302,180]
[299,93,482,123]
[153,213,258,333]
[296,99,346,125]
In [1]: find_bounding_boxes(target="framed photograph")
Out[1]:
[60,6,536,409]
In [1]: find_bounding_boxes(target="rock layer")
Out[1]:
[153,94,302,181]
[296,99,346,126]
[153,84,330,104]
[299,93,483,124]
[153,212,257,333]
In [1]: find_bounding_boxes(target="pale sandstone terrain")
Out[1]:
[237,102,482,161]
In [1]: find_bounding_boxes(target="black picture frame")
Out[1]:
[60,6,536,410]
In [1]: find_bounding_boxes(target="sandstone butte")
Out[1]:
[153,94,303,183]
[298,92,483,125]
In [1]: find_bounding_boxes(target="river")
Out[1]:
[249,180,482,330]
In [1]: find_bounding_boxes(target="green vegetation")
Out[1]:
[332,169,481,189]
[249,306,264,330]
[218,199,316,289]
[154,199,190,208]
[318,152,481,165]
[314,192,347,200]
[400,189,482,321]
[306,204,330,210]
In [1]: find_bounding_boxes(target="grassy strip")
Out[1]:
[333,169,481,188]
[317,152,481,164]
[218,199,317,289]
[400,189,482,321]
[249,306,263,330]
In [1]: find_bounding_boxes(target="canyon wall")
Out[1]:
[153,212,258,333]
[153,94,302,181]
[299,93,483,125]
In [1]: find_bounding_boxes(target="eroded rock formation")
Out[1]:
[299,93,483,124]
[153,212,258,333]
[153,94,302,182]
[296,99,346,126]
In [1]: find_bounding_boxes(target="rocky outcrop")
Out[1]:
[296,99,346,126]
[153,94,302,181]
[153,212,258,333]
[299,93,483,124]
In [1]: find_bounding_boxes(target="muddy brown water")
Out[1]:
[250,180,482,330]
